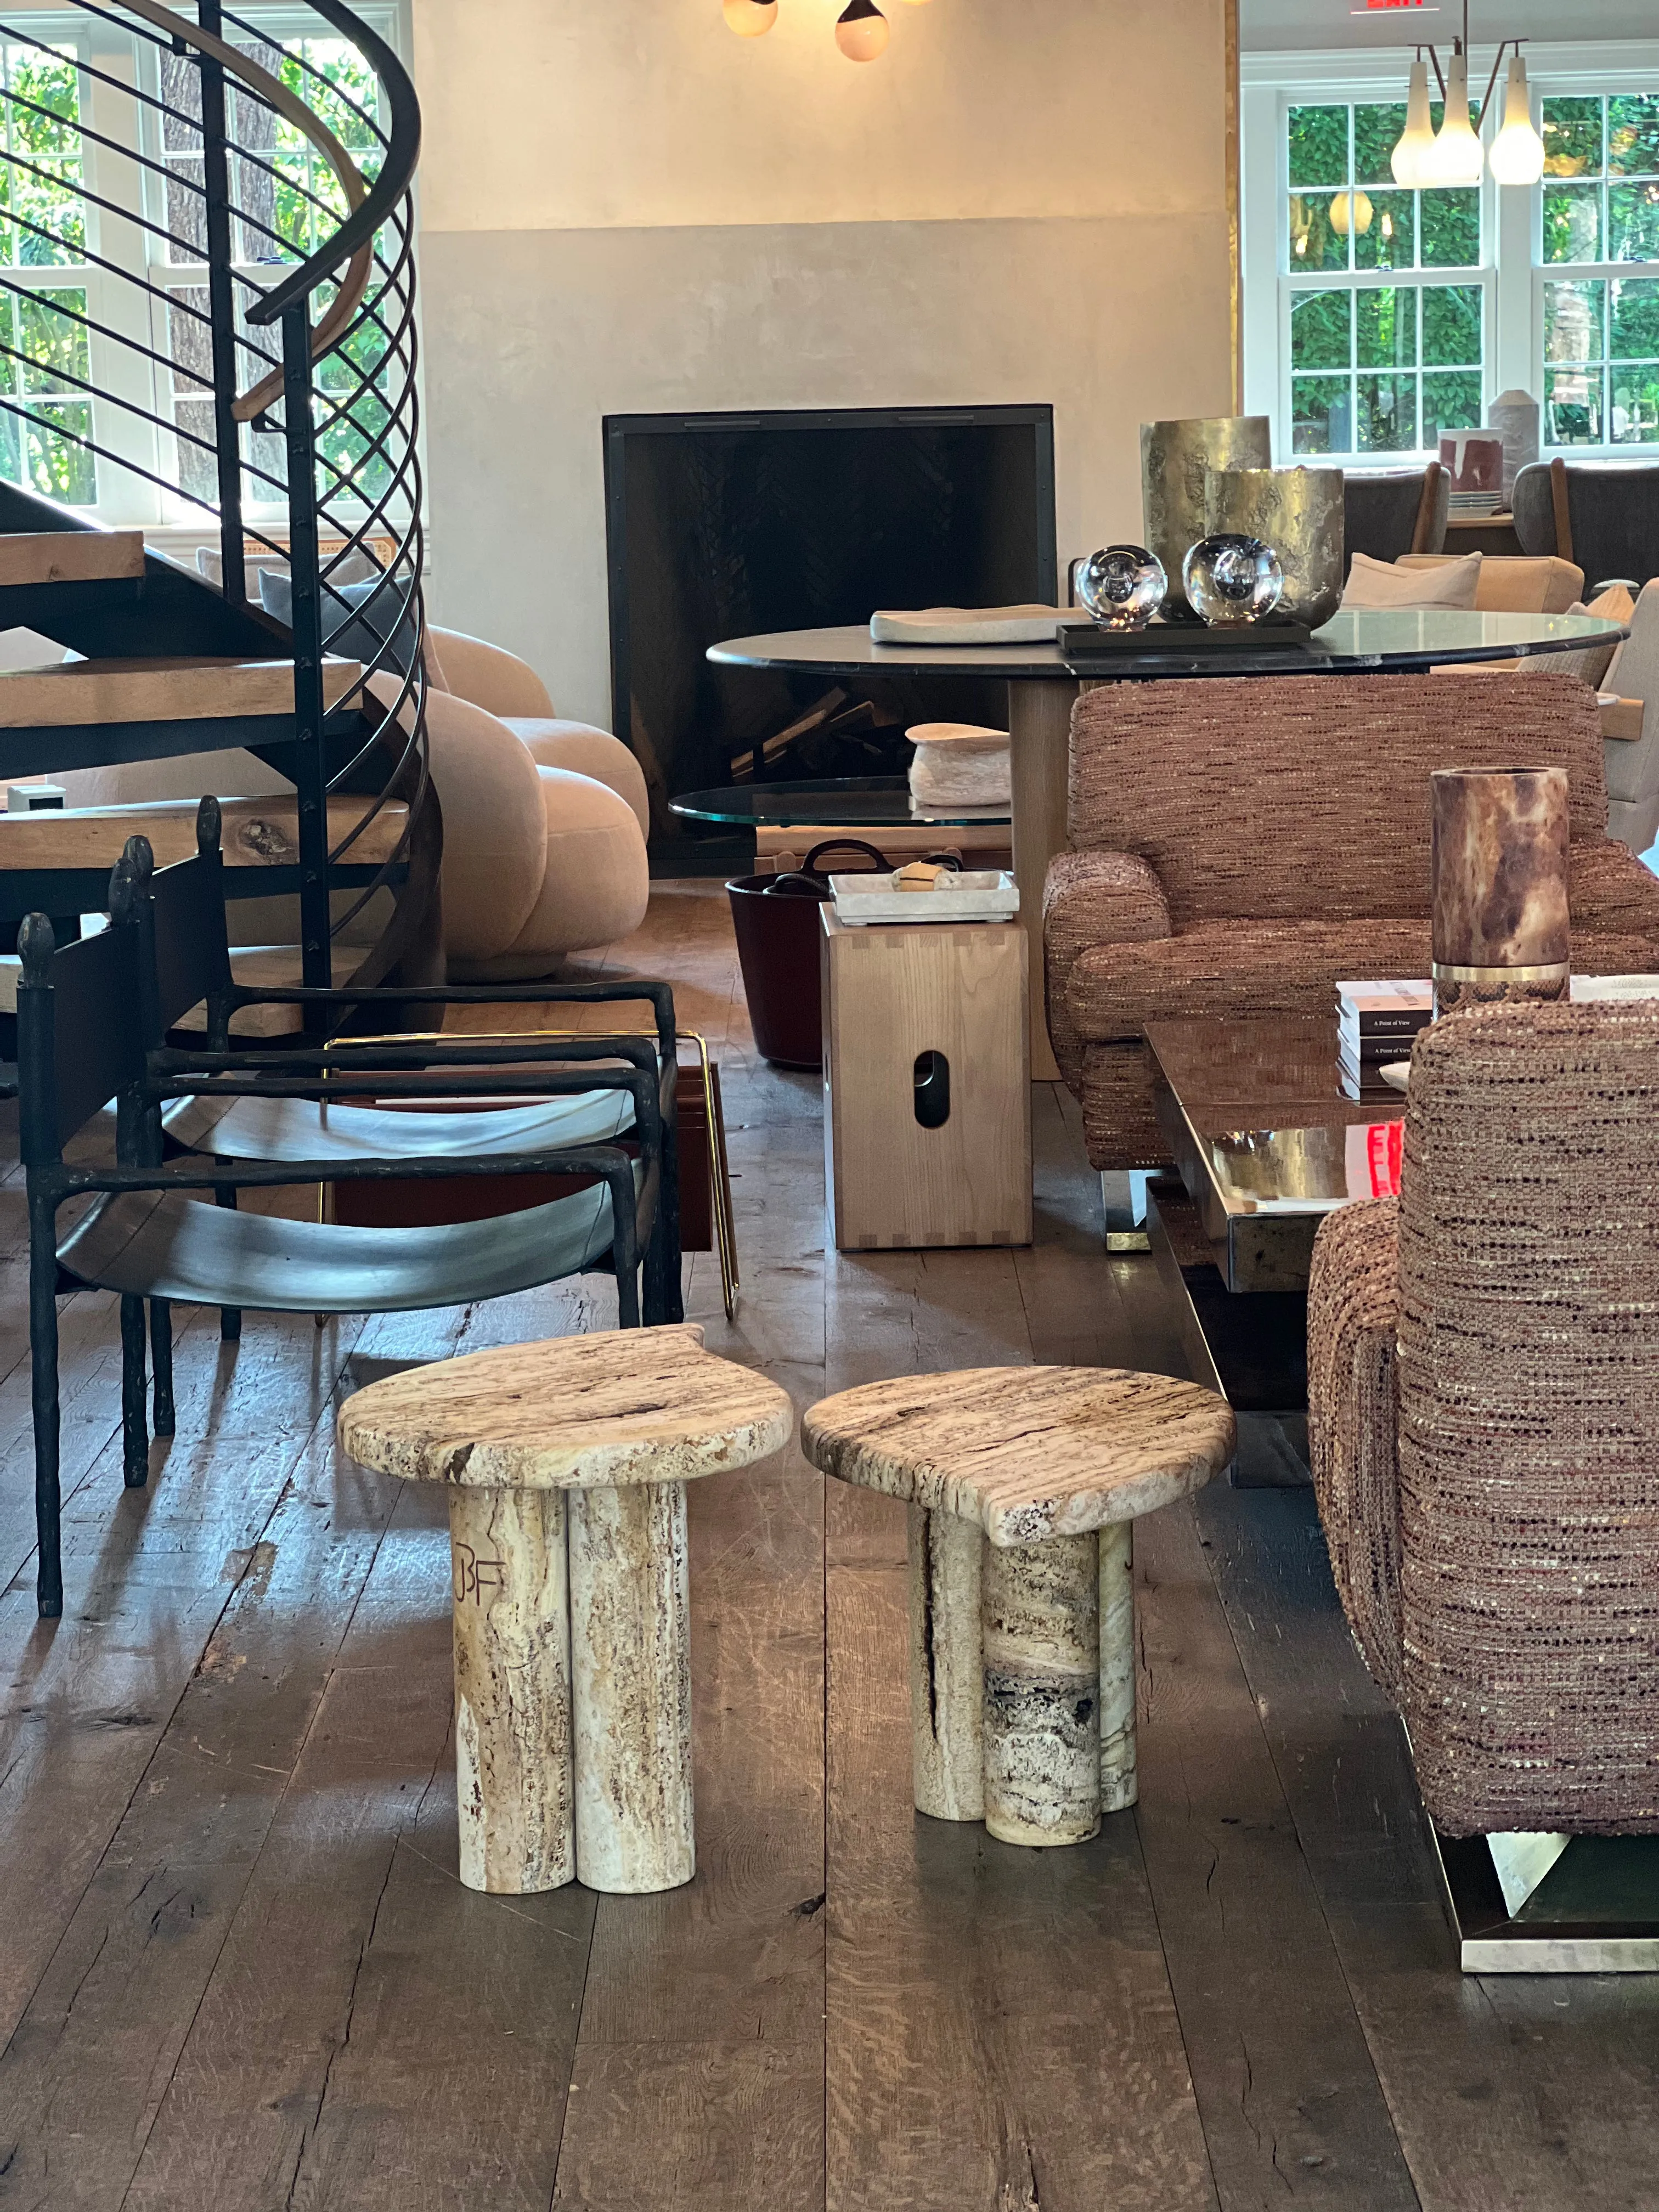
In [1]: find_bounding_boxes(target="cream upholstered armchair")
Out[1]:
[1599,581,1659,856]
[418,627,649,980]
[1043,670,1659,1171]
[1307,1000,1659,1843]
[57,626,650,980]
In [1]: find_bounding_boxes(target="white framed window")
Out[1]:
[0,1,405,527]
[1243,40,1659,468]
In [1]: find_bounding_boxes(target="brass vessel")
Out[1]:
[1139,416,1272,618]
[1203,465,1345,629]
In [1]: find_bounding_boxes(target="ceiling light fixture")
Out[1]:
[1390,59,1437,187]
[723,0,778,35]
[835,0,890,63]
[721,0,922,64]
[1387,1,1546,192]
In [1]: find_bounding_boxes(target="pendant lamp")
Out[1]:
[835,0,890,61]
[1488,54,1547,186]
[1391,60,1437,188]
[723,0,778,33]
[1426,52,1485,189]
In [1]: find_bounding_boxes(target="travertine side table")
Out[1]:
[339,1324,793,1895]
[802,1366,1235,1846]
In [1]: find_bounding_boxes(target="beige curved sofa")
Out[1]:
[57,624,649,979]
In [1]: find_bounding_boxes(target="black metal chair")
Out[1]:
[19,856,674,1621]
[123,797,682,1368]
[1513,458,1659,594]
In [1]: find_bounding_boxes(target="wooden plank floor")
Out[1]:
[3,882,1659,2211]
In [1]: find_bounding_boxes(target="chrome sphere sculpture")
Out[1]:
[1182,534,1285,627]
[1077,545,1166,632]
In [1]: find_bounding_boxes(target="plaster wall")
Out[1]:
[414,0,1236,725]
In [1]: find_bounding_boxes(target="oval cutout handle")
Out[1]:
[913,1049,951,1130]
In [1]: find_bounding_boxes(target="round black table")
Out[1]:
[706,611,1626,1075]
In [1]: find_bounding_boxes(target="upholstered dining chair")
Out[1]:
[1043,670,1659,1172]
[1513,458,1659,594]
[1306,1000,1659,1949]
[1344,465,1449,570]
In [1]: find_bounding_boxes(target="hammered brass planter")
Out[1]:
[1203,466,1345,629]
[1139,416,1272,619]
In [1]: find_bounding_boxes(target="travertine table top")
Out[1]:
[338,1324,794,1492]
[802,1367,1235,1547]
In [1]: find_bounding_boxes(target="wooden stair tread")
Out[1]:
[0,529,145,588]
[172,944,363,1037]
[0,654,362,727]
[0,795,408,872]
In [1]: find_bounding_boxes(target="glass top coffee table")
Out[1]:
[1146,1016,1404,1297]
[669,777,1009,832]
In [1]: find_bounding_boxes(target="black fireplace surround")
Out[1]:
[603,405,1058,865]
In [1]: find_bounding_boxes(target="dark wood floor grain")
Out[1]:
[0,887,1643,2212]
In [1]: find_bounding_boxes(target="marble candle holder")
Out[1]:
[1430,766,1571,1016]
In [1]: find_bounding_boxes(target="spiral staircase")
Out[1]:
[0,0,434,1036]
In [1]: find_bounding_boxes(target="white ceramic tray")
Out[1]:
[830,868,1020,926]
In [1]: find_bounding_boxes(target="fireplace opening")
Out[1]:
[602,405,1058,867]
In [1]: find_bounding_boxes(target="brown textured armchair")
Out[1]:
[1045,670,1659,1170]
[1307,1002,1659,1839]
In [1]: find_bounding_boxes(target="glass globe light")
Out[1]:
[724,0,778,33]
[836,0,890,60]
[1489,55,1546,187]
[1077,545,1166,632]
[1330,189,1374,239]
[1391,60,1437,188]
[1183,535,1285,628]
[1425,53,1485,190]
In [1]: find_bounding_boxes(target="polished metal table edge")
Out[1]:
[1150,1070,1402,1295]
[1427,1819,1659,1974]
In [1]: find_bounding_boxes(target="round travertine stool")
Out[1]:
[338,1324,793,1896]
[802,1367,1235,1847]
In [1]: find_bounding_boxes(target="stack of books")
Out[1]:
[1336,979,1433,1096]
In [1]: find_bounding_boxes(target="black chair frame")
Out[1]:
[19,857,673,1619]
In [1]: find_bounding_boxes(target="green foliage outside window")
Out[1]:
[0,44,93,503]
[1541,94,1659,448]
[1287,100,1483,458]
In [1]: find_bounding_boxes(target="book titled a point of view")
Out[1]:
[1336,979,1433,1086]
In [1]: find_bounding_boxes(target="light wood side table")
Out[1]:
[820,909,1031,1252]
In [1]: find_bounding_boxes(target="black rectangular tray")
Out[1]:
[1060,620,1316,659]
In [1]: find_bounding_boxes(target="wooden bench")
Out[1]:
[803,1366,1235,1846]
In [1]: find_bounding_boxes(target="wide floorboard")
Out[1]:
[2,883,1657,2211]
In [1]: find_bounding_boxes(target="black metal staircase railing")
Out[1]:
[0,0,428,997]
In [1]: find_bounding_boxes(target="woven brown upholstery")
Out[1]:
[1308,1002,1659,1838]
[1043,850,1170,1090]
[1045,670,1659,1168]
[1307,1198,1402,1701]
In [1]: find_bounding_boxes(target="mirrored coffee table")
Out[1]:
[1141,1016,1406,1430]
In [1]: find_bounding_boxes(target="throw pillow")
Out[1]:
[1341,550,1483,611]
[259,565,422,680]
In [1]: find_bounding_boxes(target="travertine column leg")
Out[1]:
[982,1532,1102,1847]
[1100,1522,1137,1813]
[448,1485,574,1894]
[568,1480,695,1894]
[909,1504,984,1821]
[1008,676,1078,1084]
